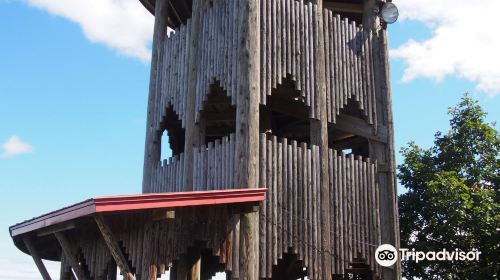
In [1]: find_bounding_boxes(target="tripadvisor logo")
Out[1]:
[375,244,481,267]
[375,244,398,267]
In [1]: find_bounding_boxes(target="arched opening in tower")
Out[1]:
[333,260,373,280]
[159,105,185,159]
[271,253,308,280]
[260,76,310,144]
[199,81,236,144]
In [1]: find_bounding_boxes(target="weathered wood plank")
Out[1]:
[292,140,298,254]
[272,136,278,265]
[266,138,272,278]
[259,134,267,278]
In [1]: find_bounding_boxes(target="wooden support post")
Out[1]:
[384,31,402,279]
[143,0,171,192]
[106,261,117,280]
[183,0,202,190]
[141,221,157,280]
[235,0,260,278]
[364,0,400,279]
[176,257,188,280]
[310,0,332,279]
[170,262,178,280]
[93,215,135,280]
[22,236,52,280]
[54,232,88,280]
[362,0,379,34]
[60,254,71,280]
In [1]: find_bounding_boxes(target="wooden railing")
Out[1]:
[193,134,237,190]
[153,0,379,133]
[148,154,186,193]
[322,9,378,125]
[146,133,382,276]
[146,134,236,193]
[257,134,381,278]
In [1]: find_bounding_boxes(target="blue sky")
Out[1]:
[0,0,498,279]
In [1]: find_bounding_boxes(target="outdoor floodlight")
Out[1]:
[380,2,399,24]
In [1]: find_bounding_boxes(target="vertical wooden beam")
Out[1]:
[310,0,332,279]
[364,0,401,279]
[54,232,88,280]
[106,261,117,280]
[22,236,52,280]
[93,215,135,280]
[176,255,189,280]
[183,0,203,190]
[141,221,157,280]
[60,254,71,280]
[377,28,401,280]
[143,0,171,192]
[362,0,379,34]
[235,0,260,278]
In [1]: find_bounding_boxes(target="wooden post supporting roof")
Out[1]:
[93,214,135,280]
[310,0,332,278]
[22,236,52,280]
[54,232,88,280]
[59,254,77,280]
[235,0,260,278]
[143,0,170,192]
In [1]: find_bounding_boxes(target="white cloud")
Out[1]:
[25,0,154,62]
[1,136,34,158]
[391,0,500,96]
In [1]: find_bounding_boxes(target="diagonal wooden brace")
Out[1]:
[23,236,52,280]
[54,232,88,280]
[94,214,135,280]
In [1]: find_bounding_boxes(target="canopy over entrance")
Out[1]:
[10,188,266,261]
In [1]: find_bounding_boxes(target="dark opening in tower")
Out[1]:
[271,253,307,280]
[159,105,185,158]
[260,77,310,144]
[329,99,370,158]
[163,0,193,29]
[323,0,364,24]
[199,81,236,144]
[341,98,367,121]
[329,130,369,157]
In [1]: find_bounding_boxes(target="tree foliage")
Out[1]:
[398,94,499,279]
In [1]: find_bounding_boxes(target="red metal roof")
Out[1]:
[10,188,266,237]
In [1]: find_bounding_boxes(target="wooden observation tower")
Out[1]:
[9,0,400,279]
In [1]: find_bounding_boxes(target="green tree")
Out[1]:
[398,94,499,279]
